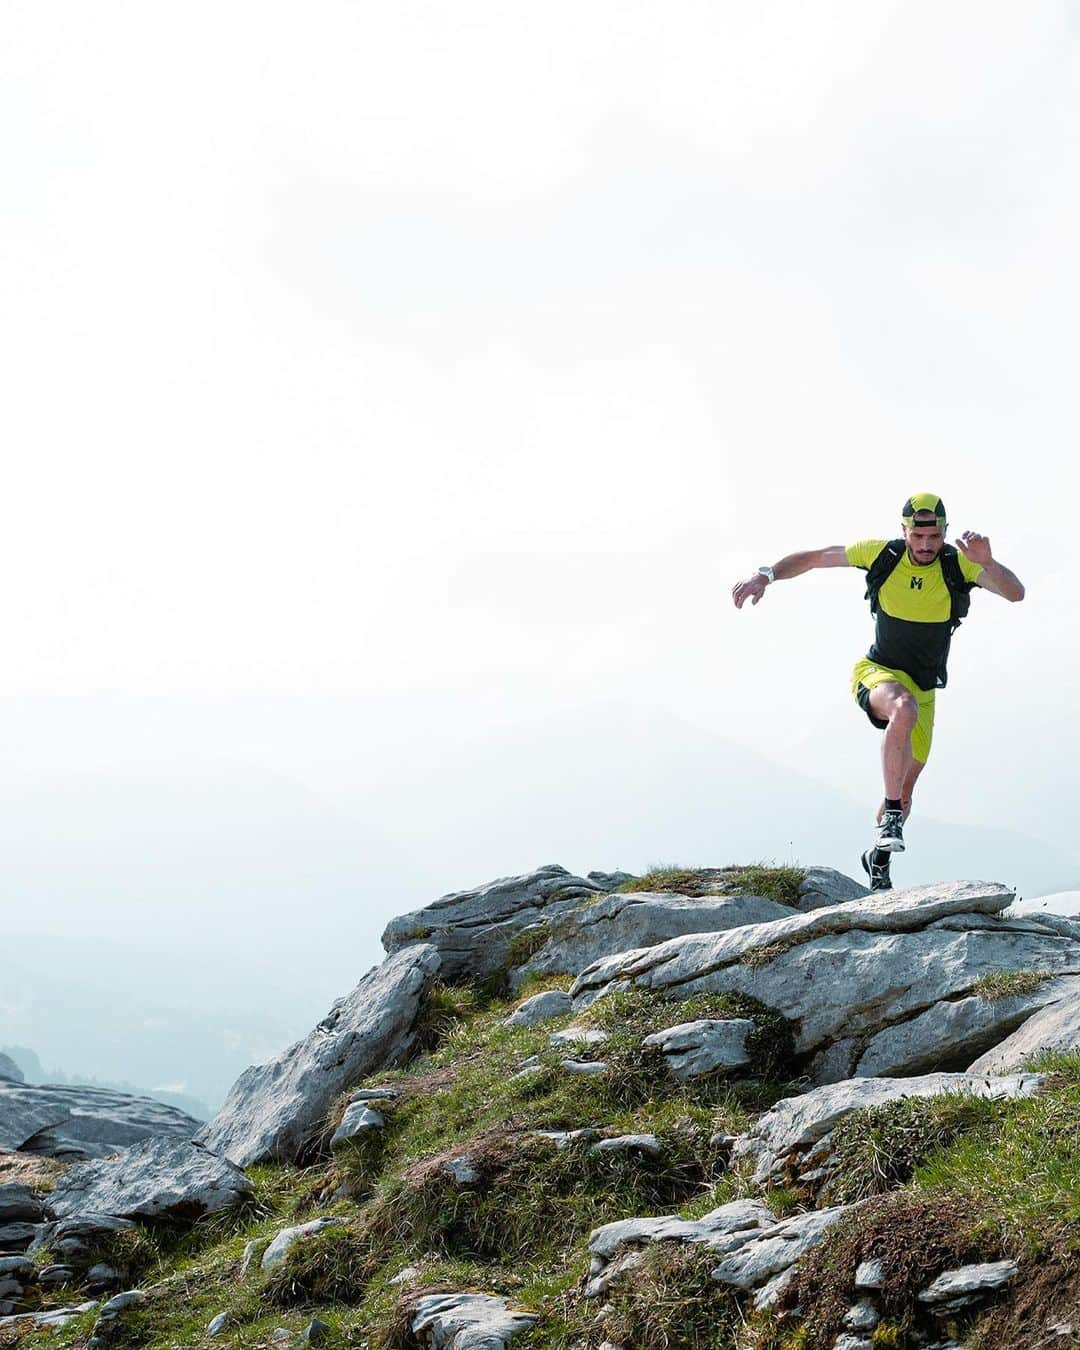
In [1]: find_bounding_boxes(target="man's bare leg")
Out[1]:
[867,682,918,803]
[877,759,926,824]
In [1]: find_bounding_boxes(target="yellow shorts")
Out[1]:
[851,658,936,764]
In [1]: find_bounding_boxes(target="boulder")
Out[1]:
[0,1081,200,1159]
[195,944,442,1166]
[968,979,1080,1074]
[47,1138,252,1222]
[641,1019,755,1079]
[735,1072,1043,1186]
[409,1290,539,1348]
[382,865,606,981]
[570,883,1080,1079]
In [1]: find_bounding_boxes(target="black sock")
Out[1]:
[884,798,902,812]
[872,848,892,869]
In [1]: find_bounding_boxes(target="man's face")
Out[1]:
[903,516,944,566]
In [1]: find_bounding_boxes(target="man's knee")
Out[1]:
[886,693,918,731]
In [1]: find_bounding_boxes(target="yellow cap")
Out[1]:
[902,493,946,528]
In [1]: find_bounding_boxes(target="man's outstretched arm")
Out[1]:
[956,531,1025,602]
[732,545,849,609]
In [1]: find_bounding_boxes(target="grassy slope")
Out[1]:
[4,865,1079,1350]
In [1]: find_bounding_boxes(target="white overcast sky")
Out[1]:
[3,2,1079,1104]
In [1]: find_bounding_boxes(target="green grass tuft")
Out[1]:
[969,969,1054,1001]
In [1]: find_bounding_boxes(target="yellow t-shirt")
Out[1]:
[845,539,984,690]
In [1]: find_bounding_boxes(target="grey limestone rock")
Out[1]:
[382,865,606,982]
[300,1317,332,1344]
[854,1259,884,1291]
[513,889,797,989]
[735,1072,1043,1186]
[38,1264,75,1286]
[641,1018,755,1079]
[710,1206,852,1290]
[0,1224,37,1253]
[261,1218,345,1272]
[586,1199,775,1296]
[795,867,868,911]
[196,944,442,1166]
[0,1257,35,1281]
[842,1301,879,1331]
[0,1081,200,1159]
[917,1260,1018,1311]
[571,882,1080,1078]
[207,1311,229,1336]
[549,1027,608,1049]
[588,1134,662,1157]
[504,991,573,1028]
[0,1184,45,1224]
[98,1289,146,1315]
[330,1104,385,1150]
[410,1290,540,1348]
[530,1128,601,1150]
[48,1138,252,1223]
[968,978,1080,1074]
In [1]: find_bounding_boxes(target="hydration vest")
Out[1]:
[863,540,975,635]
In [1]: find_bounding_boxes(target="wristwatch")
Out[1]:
[757,565,775,584]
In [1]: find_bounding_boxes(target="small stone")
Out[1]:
[842,1301,879,1332]
[38,1265,76,1287]
[388,1265,420,1286]
[561,1059,609,1076]
[262,1218,344,1272]
[330,1104,385,1149]
[918,1260,1018,1309]
[86,1263,122,1292]
[504,991,573,1028]
[99,1290,146,1315]
[588,1134,662,1157]
[531,1128,601,1150]
[0,1257,35,1280]
[832,1337,873,1350]
[442,1158,479,1184]
[550,1027,609,1048]
[0,1278,23,1299]
[854,1259,884,1291]
[0,1223,38,1252]
[300,1317,331,1344]
[239,1239,260,1276]
[207,1311,229,1336]
[270,1330,292,1343]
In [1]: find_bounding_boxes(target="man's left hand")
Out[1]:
[956,530,993,566]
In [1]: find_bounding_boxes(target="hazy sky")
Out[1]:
[3,2,1079,1106]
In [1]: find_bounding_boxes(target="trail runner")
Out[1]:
[732,493,1025,891]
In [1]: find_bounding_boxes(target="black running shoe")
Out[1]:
[875,809,905,853]
[861,849,893,892]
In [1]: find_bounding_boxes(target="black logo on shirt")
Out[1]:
[910,577,923,590]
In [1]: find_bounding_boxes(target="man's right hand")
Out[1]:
[732,573,768,608]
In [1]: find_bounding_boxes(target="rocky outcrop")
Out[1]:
[511,891,796,988]
[47,1138,251,1222]
[570,883,1080,1080]
[735,1072,1044,1187]
[0,1082,200,1160]
[968,978,1080,1074]
[261,1218,345,1272]
[382,865,607,982]
[195,944,442,1166]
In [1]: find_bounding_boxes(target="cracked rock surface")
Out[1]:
[195,944,442,1166]
[0,1082,200,1160]
[382,865,606,982]
[735,1071,1043,1186]
[409,1290,539,1349]
[570,883,1080,1079]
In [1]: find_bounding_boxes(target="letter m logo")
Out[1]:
[910,577,923,590]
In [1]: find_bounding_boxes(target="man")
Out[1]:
[732,494,1025,891]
